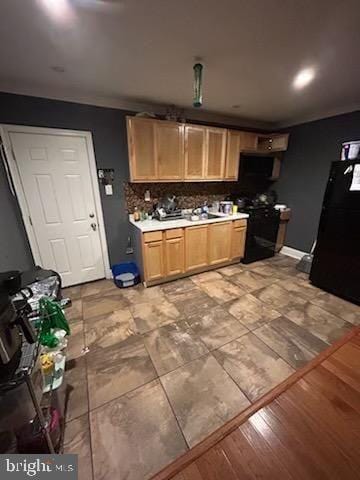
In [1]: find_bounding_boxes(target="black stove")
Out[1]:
[240,205,280,264]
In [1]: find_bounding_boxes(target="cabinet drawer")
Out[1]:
[165,228,183,240]
[233,219,247,228]
[143,231,163,243]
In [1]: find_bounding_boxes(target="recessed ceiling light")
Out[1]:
[293,67,315,90]
[51,66,65,73]
[38,0,73,21]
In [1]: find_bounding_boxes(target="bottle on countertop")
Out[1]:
[133,207,140,222]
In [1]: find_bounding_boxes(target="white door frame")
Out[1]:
[0,124,111,281]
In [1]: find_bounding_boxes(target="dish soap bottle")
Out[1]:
[133,207,140,222]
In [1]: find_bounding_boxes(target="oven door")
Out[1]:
[242,210,280,264]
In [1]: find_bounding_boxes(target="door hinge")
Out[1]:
[29,215,33,226]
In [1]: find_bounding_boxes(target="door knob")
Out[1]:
[91,222,97,231]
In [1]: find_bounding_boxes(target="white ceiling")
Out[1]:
[1,0,360,126]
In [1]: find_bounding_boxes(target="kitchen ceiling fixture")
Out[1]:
[38,0,73,21]
[293,67,315,90]
[75,0,124,12]
[39,0,122,19]
[193,63,203,108]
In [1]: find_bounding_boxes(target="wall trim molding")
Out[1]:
[277,104,360,128]
[0,84,273,130]
[281,246,307,260]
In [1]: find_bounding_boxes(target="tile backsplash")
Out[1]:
[124,181,270,213]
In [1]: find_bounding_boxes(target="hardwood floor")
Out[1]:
[153,330,360,480]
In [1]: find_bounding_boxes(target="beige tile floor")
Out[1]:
[62,255,360,480]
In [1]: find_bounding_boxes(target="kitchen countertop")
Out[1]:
[129,212,249,232]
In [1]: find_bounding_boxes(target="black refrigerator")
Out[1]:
[310,159,360,304]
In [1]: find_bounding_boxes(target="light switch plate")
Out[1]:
[105,184,113,195]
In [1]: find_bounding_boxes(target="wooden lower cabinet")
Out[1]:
[165,237,185,276]
[185,225,209,271]
[208,222,232,265]
[140,219,247,284]
[231,225,246,259]
[143,240,165,281]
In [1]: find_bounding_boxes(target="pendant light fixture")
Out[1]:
[193,62,204,107]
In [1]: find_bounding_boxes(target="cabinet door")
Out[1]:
[231,226,246,259]
[184,125,206,180]
[127,117,157,181]
[205,128,226,180]
[224,130,241,180]
[208,222,232,265]
[257,133,289,152]
[239,131,258,151]
[156,122,184,180]
[270,134,289,151]
[144,240,165,281]
[185,225,209,271]
[165,237,185,276]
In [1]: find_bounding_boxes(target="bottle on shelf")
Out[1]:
[133,207,140,222]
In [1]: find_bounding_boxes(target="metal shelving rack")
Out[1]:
[0,274,66,454]
[0,333,56,453]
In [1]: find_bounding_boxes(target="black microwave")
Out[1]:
[239,154,276,180]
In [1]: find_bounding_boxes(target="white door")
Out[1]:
[9,131,106,287]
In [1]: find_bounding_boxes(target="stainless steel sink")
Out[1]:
[188,213,221,221]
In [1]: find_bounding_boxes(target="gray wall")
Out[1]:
[276,110,360,252]
[0,92,133,272]
[1,90,360,271]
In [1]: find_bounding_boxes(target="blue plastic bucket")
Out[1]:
[111,262,140,288]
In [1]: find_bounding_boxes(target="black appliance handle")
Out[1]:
[20,287,33,300]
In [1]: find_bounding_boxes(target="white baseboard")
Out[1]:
[280,246,307,260]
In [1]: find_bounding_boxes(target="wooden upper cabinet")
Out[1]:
[127,116,288,182]
[205,127,226,180]
[208,222,232,265]
[224,130,241,180]
[155,122,184,180]
[257,133,289,152]
[127,117,157,181]
[184,125,206,180]
[239,131,258,151]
